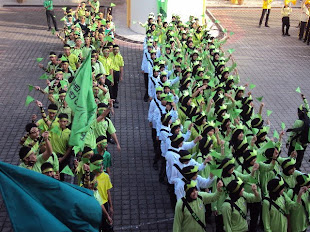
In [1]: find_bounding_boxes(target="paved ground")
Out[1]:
[1,6,310,232]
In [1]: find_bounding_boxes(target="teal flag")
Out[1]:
[65,53,97,151]
[0,161,102,231]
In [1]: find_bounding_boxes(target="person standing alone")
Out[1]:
[44,0,58,31]
[259,0,273,27]
[281,3,292,36]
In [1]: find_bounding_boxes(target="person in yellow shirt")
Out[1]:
[109,45,124,106]
[259,0,273,27]
[281,3,292,36]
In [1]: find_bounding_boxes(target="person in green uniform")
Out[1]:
[40,162,56,178]
[262,177,307,232]
[287,173,310,232]
[18,131,53,173]
[43,0,58,31]
[173,180,223,232]
[35,101,59,133]
[222,178,261,232]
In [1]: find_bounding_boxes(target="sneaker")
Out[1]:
[265,25,270,27]
[286,34,290,36]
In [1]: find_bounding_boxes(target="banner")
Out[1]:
[65,53,97,151]
[0,161,102,232]
[157,0,168,18]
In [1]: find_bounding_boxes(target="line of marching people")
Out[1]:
[18,3,124,231]
[142,12,310,232]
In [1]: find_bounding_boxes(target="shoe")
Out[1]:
[299,38,302,40]
[265,25,270,27]
[307,42,309,45]
[114,100,119,104]
[303,40,307,43]
[47,28,51,31]
[113,105,119,108]
[286,34,290,36]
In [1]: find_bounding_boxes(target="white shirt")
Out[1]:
[174,175,214,200]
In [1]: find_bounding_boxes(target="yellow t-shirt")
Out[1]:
[96,172,113,204]
[263,0,272,9]
[109,53,124,71]
[50,127,71,155]
[98,55,112,75]
[64,53,79,71]
[37,117,59,133]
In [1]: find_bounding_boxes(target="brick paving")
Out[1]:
[1,6,310,232]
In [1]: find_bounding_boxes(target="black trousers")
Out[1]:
[111,71,120,100]
[282,17,290,35]
[215,214,225,232]
[46,10,58,30]
[300,21,307,39]
[100,203,113,232]
[143,73,149,100]
[57,151,73,181]
[248,202,261,232]
[288,143,307,170]
[304,18,310,42]
[259,9,270,26]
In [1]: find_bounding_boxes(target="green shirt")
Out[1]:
[262,192,300,232]
[93,118,116,138]
[287,189,310,232]
[44,0,53,10]
[222,192,261,232]
[50,127,71,155]
[19,154,45,173]
[173,191,222,232]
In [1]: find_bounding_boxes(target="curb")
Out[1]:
[206,9,227,41]
[115,34,143,45]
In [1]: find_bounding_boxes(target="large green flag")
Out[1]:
[157,0,168,18]
[65,53,97,151]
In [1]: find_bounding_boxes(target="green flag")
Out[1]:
[39,73,48,80]
[106,75,113,83]
[249,84,256,89]
[25,95,34,106]
[51,28,56,35]
[214,20,220,24]
[267,110,272,117]
[110,3,116,7]
[256,96,263,102]
[36,57,43,62]
[281,122,286,130]
[296,87,301,93]
[28,85,34,92]
[60,165,75,176]
[223,28,227,33]
[227,49,235,54]
[230,31,235,36]
[210,165,222,178]
[295,143,304,151]
[65,53,97,151]
[273,130,279,139]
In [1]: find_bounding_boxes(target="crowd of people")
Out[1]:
[142,11,310,232]
[19,1,124,231]
[259,0,310,41]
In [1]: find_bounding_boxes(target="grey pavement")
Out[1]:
[0,5,310,232]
